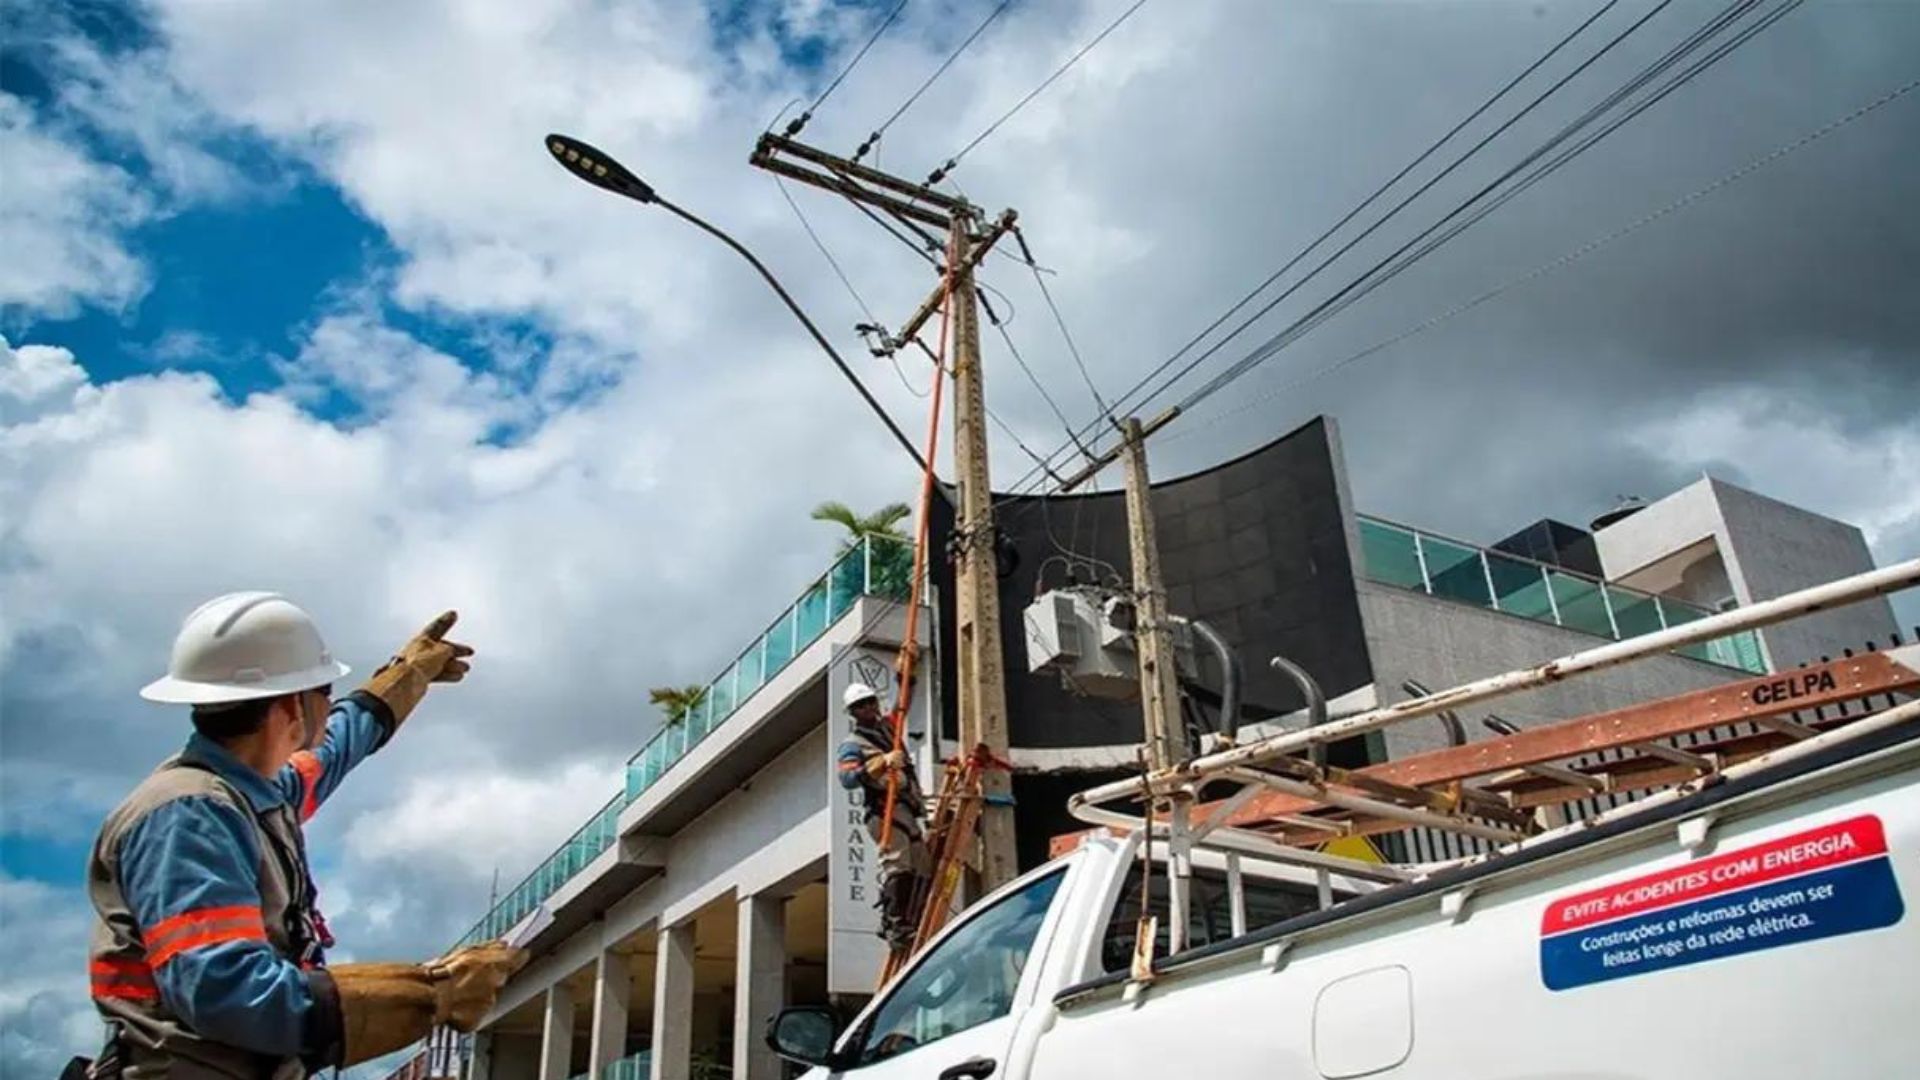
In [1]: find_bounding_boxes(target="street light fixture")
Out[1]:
[546,134,656,203]
[543,134,929,475]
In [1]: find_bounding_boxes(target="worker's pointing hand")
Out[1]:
[361,609,476,729]
[400,610,475,683]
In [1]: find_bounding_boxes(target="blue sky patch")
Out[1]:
[8,179,389,397]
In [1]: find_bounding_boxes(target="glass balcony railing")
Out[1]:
[1357,515,1766,674]
[602,1053,651,1080]
[458,533,916,946]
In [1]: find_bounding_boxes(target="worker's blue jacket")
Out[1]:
[836,721,925,829]
[86,692,395,1078]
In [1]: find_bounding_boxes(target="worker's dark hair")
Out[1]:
[190,696,281,742]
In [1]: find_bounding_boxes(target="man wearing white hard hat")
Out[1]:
[78,593,525,1080]
[834,682,929,949]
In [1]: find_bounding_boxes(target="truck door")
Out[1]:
[830,867,1067,1080]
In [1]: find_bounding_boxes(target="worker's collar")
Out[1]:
[181,732,288,813]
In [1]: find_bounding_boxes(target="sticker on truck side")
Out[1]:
[1539,815,1905,991]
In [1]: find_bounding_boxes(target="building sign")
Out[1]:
[1539,815,1904,991]
[827,643,936,994]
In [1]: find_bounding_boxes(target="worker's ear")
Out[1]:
[270,693,317,750]
[294,690,327,749]
[269,695,302,746]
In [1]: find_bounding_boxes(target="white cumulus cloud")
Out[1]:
[0,94,153,317]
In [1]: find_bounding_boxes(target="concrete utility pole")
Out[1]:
[1120,417,1182,775]
[1119,416,1193,952]
[750,134,1019,891]
[946,214,1020,891]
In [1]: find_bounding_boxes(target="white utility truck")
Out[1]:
[768,565,1920,1079]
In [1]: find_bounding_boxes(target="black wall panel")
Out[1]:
[931,417,1374,754]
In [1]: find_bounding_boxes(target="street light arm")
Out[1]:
[652,195,933,477]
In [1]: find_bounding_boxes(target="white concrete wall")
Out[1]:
[1356,581,1743,760]
[1594,478,1726,587]
[1709,478,1899,667]
[1594,476,1898,670]
[488,723,831,1024]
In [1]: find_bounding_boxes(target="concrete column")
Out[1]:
[649,922,696,1080]
[539,983,577,1080]
[466,1031,493,1080]
[733,893,787,1080]
[588,947,633,1077]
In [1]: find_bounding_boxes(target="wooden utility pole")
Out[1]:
[1119,415,1193,952]
[750,134,1019,891]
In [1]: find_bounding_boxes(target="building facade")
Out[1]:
[427,417,1896,1080]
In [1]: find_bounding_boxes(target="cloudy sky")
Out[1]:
[3,0,1917,1072]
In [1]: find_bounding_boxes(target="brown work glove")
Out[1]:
[361,611,475,729]
[329,945,526,1066]
[330,964,438,1067]
[424,942,529,1030]
[864,748,906,777]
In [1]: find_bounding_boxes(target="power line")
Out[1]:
[1014,226,1110,420]
[989,0,1647,499]
[1113,0,1677,427]
[907,338,1062,481]
[926,0,1153,186]
[785,0,912,137]
[773,174,937,399]
[1000,0,1792,506]
[1171,0,1804,417]
[778,156,1086,463]
[1126,0,1776,460]
[1162,71,1920,441]
[980,289,1096,461]
[990,400,1069,484]
[819,160,947,263]
[1068,0,1627,441]
[775,176,879,323]
[854,0,1017,164]
[775,179,1070,466]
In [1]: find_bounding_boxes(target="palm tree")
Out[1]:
[810,500,911,553]
[648,684,708,726]
[812,500,917,600]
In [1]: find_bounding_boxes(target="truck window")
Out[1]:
[1100,863,1322,972]
[850,868,1066,1067]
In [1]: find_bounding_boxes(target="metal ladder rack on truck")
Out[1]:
[765,558,1920,1079]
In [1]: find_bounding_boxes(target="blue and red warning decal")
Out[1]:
[1540,814,1905,991]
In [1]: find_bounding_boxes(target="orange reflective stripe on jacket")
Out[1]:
[91,958,159,1001]
[144,904,268,969]
[289,751,324,822]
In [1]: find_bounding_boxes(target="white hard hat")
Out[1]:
[843,682,881,709]
[140,592,351,705]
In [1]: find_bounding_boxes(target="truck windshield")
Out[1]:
[1101,863,1324,971]
[851,868,1067,1066]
